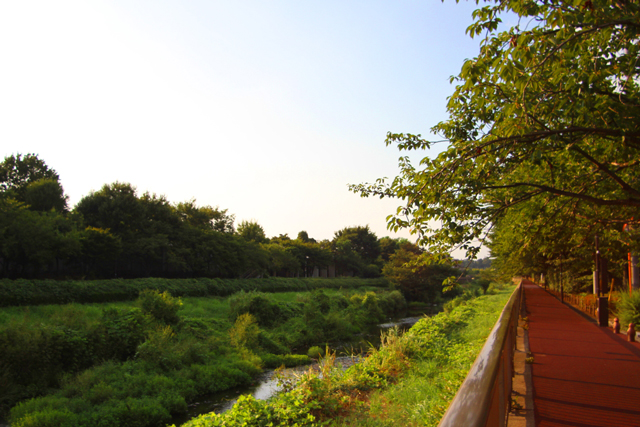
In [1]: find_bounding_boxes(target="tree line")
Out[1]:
[1,153,456,296]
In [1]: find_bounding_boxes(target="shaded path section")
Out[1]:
[523,280,640,427]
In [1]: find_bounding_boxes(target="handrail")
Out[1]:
[438,282,523,427]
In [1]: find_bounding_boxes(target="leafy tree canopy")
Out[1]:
[175,199,235,233]
[382,242,457,302]
[23,178,68,212]
[351,0,640,263]
[0,153,60,195]
[0,154,68,212]
[332,225,381,265]
[237,220,269,244]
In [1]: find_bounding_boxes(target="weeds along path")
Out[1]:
[176,284,515,427]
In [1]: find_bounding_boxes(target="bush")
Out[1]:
[261,353,310,368]
[0,321,95,411]
[90,308,147,361]
[229,313,260,351]
[258,331,289,355]
[137,290,182,324]
[475,279,491,294]
[228,291,300,327]
[616,290,640,327]
[0,277,390,308]
[377,290,407,316]
[307,346,324,359]
[135,325,179,370]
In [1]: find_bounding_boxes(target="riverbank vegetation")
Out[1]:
[1,283,409,426]
[177,283,514,427]
[0,277,389,307]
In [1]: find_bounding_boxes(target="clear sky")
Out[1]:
[0,1,488,252]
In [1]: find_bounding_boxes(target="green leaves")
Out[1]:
[352,0,640,267]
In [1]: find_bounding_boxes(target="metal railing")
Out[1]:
[438,282,523,427]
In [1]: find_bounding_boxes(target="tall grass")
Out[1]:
[2,286,407,426]
[333,286,515,427]
[176,284,515,427]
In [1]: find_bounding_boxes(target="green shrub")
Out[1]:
[261,353,311,368]
[0,321,94,410]
[307,346,324,359]
[258,331,289,355]
[616,290,640,327]
[0,277,389,308]
[229,313,260,351]
[181,363,254,395]
[377,290,407,315]
[475,279,491,294]
[12,407,78,427]
[350,292,384,322]
[228,291,300,327]
[310,289,331,314]
[90,308,147,361]
[135,325,178,370]
[322,311,355,341]
[137,290,182,324]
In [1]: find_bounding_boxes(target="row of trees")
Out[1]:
[352,0,640,292]
[2,154,456,292]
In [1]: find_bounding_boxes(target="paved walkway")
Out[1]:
[523,280,640,427]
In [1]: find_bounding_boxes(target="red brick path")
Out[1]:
[523,280,640,427]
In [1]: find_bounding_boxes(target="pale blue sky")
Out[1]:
[1,1,489,251]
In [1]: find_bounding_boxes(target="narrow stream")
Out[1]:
[170,355,362,426]
[171,316,422,426]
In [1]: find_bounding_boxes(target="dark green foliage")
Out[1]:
[383,244,458,302]
[0,277,389,307]
[333,226,381,266]
[377,290,407,314]
[23,178,68,212]
[8,357,260,427]
[0,158,404,281]
[91,308,147,361]
[2,285,405,426]
[228,292,300,327]
[7,343,259,427]
[0,322,93,413]
[136,289,182,324]
[260,353,311,369]
[0,154,60,201]
[258,331,290,355]
[180,362,256,395]
[475,279,491,294]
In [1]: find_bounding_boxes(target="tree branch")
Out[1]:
[569,145,640,198]
[481,182,640,207]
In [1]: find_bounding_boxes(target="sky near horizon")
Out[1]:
[1,1,490,254]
